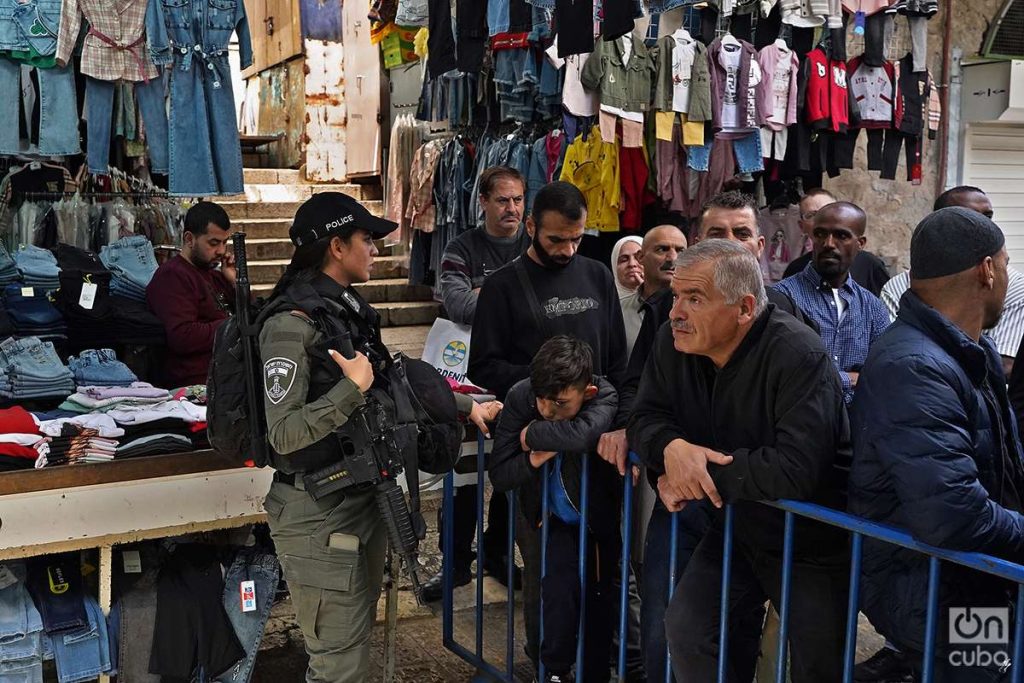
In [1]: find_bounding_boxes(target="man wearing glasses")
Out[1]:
[774,201,891,404]
[781,189,891,296]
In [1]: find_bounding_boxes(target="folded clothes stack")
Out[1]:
[0,337,75,401]
[0,406,46,471]
[0,242,19,286]
[116,415,199,458]
[2,284,67,342]
[13,245,60,291]
[67,349,138,388]
[99,236,157,302]
[38,426,119,467]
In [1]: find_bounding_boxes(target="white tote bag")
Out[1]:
[420,318,473,385]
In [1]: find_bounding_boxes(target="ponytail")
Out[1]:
[268,237,333,301]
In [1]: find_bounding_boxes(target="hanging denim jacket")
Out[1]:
[145,0,252,71]
[0,0,62,56]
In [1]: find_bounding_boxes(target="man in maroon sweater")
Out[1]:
[146,201,236,387]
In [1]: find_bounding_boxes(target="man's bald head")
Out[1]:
[640,224,688,297]
[815,202,868,237]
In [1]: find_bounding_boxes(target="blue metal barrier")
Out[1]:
[441,442,1024,682]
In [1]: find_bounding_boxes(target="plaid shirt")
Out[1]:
[56,0,158,81]
[774,262,891,403]
[405,139,445,233]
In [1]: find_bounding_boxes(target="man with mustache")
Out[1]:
[628,240,849,682]
[774,201,890,404]
[438,166,531,324]
[423,166,531,603]
[471,181,628,671]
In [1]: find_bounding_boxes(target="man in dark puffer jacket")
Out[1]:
[851,207,1024,682]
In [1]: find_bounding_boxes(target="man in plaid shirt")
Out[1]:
[773,201,890,404]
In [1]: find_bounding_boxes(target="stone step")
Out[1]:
[223,183,383,203]
[248,255,407,284]
[240,236,397,260]
[231,218,291,240]
[378,301,440,327]
[222,199,384,221]
[242,169,384,199]
[380,324,432,358]
[251,278,432,304]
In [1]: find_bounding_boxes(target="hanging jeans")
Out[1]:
[168,52,242,196]
[86,75,169,175]
[213,550,280,683]
[0,62,79,156]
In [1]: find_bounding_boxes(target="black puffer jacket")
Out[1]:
[850,290,1024,652]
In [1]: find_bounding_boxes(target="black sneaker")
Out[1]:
[854,646,914,682]
[420,567,471,603]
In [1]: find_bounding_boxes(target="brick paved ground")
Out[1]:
[253,489,885,682]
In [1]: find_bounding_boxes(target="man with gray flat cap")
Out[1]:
[850,207,1024,682]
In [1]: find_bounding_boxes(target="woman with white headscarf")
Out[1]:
[611,235,645,358]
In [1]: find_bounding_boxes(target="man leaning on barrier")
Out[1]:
[850,207,1024,682]
[627,239,851,682]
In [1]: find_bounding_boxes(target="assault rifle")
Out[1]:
[302,331,425,604]
[231,232,270,466]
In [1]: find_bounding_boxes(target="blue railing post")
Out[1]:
[475,430,486,659]
[539,460,551,683]
[842,533,863,682]
[775,511,795,683]
[665,511,680,683]
[1013,584,1024,683]
[442,470,455,646]
[618,464,635,681]
[717,505,735,683]
[921,556,942,683]
[505,491,516,681]
[575,453,591,680]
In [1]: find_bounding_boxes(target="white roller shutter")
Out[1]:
[963,123,1024,265]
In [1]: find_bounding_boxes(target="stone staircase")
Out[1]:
[221,170,437,356]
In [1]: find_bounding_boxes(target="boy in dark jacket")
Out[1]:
[490,335,619,683]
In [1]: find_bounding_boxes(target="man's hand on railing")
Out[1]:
[529,450,558,469]
[597,429,629,476]
[663,438,733,508]
[467,400,502,438]
[657,474,688,512]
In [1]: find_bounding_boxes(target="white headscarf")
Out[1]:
[611,235,644,299]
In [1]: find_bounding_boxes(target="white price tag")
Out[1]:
[20,287,32,298]
[240,580,256,612]
[122,550,142,574]
[0,565,17,590]
[79,282,97,310]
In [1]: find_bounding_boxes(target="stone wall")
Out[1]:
[825,0,1005,269]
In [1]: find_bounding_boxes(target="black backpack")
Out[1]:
[206,299,280,466]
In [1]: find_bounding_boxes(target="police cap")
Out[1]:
[289,192,397,247]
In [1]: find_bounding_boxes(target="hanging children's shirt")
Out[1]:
[757,40,799,130]
[546,39,599,117]
[559,127,620,232]
[804,47,849,133]
[669,31,696,112]
[848,57,897,128]
[580,33,655,113]
[710,36,761,136]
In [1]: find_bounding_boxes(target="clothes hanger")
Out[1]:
[672,26,693,42]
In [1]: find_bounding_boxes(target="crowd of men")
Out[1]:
[144,173,1024,682]
[435,165,1024,683]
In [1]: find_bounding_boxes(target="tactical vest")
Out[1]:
[264,277,390,475]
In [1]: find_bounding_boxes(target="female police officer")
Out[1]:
[258,193,498,682]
